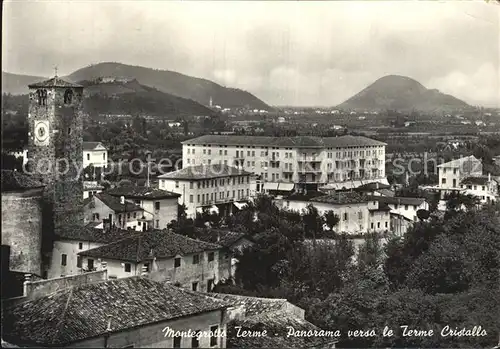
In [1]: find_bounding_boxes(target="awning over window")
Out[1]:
[277,183,295,191]
[263,182,279,190]
[234,202,248,210]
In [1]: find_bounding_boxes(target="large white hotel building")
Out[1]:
[181,135,387,191]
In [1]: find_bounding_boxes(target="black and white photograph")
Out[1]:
[1,0,499,348]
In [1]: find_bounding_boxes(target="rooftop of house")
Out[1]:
[356,182,391,191]
[437,155,480,168]
[28,76,82,89]
[82,141,105,151]
[83,181,104,190]
[367,195,427,206]
[209,293,289,317]
[1,170,45,192]
[460,176,495,186]
[56,225,137,244]
[158,164,252,180]
[91,192,143,213]
[106,186,180,200]
[312,191,367,205]
[1,277,229,347]
[182,134,386,148]
[197,229,253,248]
[79,230,222,262]
[376,188,396,197]
[208,293,336,348]
[226,310,337,348]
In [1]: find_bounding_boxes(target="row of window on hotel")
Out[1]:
[188,189,249,204]
[186,147,383,159]
[173,176,250,189]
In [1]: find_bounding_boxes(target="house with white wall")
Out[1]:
[105,186,180,229]
[437,155,482,190]
[460,175,498,204]
[83,192,145,230]
[158,164,253,218]
[83,141,108,169]
[78,230,230,292]
[83,181,104,199]
[276,191,390,234]
[49,225,136,279]
[367,195,429,222]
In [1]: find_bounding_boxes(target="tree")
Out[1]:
[323,210,340,232]
[302,204,323,243]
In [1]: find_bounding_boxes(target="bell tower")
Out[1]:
[26,75,84,265]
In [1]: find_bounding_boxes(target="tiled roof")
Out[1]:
[376,188,395,197]
[158,164,252,180]
[106,186,180,200]
[79,230,222,262]
[209,293,288,317]
[227,311,337,349]
[2,277,228,346]
[182,134,386,148]
[56,225,138,244]
[94,192,143,213]
[1,170,45,192]
[437,155,480,168]
[28,76,82,88]
[83,181,104,190]
[368,195,426,206]
[356,182,391,191]
[460,176,492,185]
[311,191,367,205]
[198,229,252,248]
[82,141,104,151]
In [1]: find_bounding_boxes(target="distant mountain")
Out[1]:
[2,77,214,119]
[2,72,47,95]
[66,62,270,110]
[337,75,470,113]
[78,78,214,118]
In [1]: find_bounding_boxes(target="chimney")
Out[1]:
[120,196,125,205]
[23,273,32,297]
[217,231,221,242]
[488,173,491,182]
[376,182,379,190]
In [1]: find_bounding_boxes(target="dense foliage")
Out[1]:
[204,195,500,348]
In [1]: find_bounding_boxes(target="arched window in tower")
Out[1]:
[37,89,48,106]
[64,89,73,104]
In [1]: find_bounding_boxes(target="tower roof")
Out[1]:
[28,76,82,88]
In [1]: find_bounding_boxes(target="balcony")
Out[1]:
[298,167,322,173]
[298,157,321,163]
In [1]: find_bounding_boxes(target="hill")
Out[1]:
[78,78,214,118]
[337,75,470,113]
[2,78,214,119]
[66,62,269,110]
[1,72,47,95]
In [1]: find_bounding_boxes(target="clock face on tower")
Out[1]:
[34,120,50,146]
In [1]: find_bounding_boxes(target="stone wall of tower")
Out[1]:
[26,85,84,272]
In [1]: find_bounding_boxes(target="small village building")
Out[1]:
[83,192,144,230]
[2,277,229,348]
[78,229,230,291]
[158,164,253,218]
[106,186,180,229]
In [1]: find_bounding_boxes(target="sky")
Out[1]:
[2,1,499,107]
